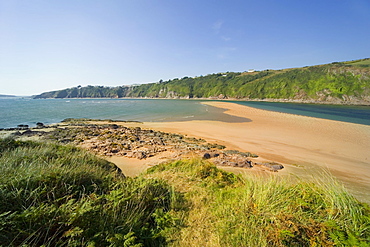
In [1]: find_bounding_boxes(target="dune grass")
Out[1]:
[145,159,370,246]
[0,139,173,246]
[0,138,369,246]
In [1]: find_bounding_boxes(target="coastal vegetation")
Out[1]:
[33,58,370,104]
[1,135,369,246]
[0,139,172,246]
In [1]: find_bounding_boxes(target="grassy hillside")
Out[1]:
[344,58,370,67]
[33,58,370,104]
[1,138,369,246]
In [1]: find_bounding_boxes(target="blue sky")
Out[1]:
[1,0,369,95]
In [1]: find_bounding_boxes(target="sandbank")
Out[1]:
[136,101,370,203]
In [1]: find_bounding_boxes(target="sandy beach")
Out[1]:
[126,101,370,202]
[6,100,368,202]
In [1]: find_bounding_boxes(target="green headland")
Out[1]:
[33,58,370,105]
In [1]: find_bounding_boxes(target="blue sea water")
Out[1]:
[230,101,370,126]
[0,97,369,129]
[0,98,245,129]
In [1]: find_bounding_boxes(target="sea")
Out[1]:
[1,97,370,129]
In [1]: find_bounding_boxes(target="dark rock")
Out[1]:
[36,122,45,128]
[110,124,119,129]
[203,153,211,159]
[238,160,253,168]
[11,131,22,136]
[17,124,29,129]
[256,162,284,171]
[269,163,284,171]
[22,129,34,135]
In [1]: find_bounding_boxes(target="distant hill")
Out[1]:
[33,58,370,104]
[0,94,16,97]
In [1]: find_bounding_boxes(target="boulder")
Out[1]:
[11,131,22,136]
[256,162,284,171]
[22,129,34,136]
[110,124,119,129]
[203,153,211,159]
[17,124,29,129]
[238,160,253,168]
[36,122,45,128]
[202,152,220,159]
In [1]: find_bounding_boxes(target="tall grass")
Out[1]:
[146,159,370,246]
[0,139,174,246]
[1,138,369,246]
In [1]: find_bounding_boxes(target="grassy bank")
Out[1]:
[0,139,172,246]
[146,159,370,246]
[0,138,369,246]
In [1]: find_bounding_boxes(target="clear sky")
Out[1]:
[1,0,369,96]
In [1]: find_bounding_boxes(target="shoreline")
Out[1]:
[137,102,370,203]
[2,98,369,130]
[31,96,370,106]
[1,101,369,202]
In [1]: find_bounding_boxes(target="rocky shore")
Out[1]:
[1,119,284,172]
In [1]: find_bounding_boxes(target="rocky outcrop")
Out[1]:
[1,120,283,172]
[41,121,283,172]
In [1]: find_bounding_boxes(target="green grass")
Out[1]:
[344,58,370,67]
[145,159,370,246]
[1,138,369,246]
[34,58,370,103]
[0,139,174,246]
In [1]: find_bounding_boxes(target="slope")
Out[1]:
[33,58,370,104]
